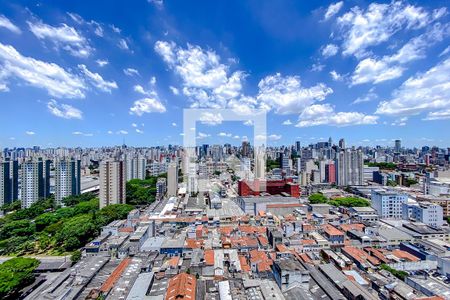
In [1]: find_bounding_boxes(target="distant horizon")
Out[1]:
[1,1,449,148]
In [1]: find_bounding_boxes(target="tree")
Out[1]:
[308,193,328,204]
[328,197,370,207]
[70,250,82,264]
[0,257,39,299]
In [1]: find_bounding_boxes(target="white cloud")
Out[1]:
[25,131,35,135]
[352,89,378,104]
[337,2,444,57]
[233,135,240,139]
[133,85,147,95]
[118,39,130,50]
[282,119,292,125]
[243,120,253,126]
[47,99,83,119]
[321,44,339,58]
[123,68,139,76]
[78,64,117,92]
[196,132,210,140]
[218,132,232,137]
[154,41,246,109]
[107,130,113,134]
[172,122,177,127]
[96,59,109,67]
[324,1,344,20]
[0,15,21,34]
[351,58,404,85]
[135,128,144,134]
[255,134,282,141]
[199,112,223,126]
[391,117,408,126]
[169,86,179,95]
[129,97,166,115]
[296,104,378,127]
[28,20,93,57]
[116,130,128,135]
[257,73,333,114]
[148,0,163,8]
[351,23,450,85]
[329,70,343,81]
[376,58,450,116]
[424,109,450,121]
[110,24,121,33]
[131,123,138,127]
[0,43,86,98]
[440,46,450,57]
[311,63,325,72]
[72,131,93,136]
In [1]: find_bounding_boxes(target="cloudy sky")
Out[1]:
[0,0,449,148]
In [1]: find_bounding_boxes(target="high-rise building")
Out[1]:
[338,138,346,149]
[241,141,250,157]
[0,159,19,206]
[126,156,146,181]
[295,141,301,153]
[99,160,126,208]
[167,162,178,197]
[21,158,51,208]
[54,158,81,206]
[156,177,167,199]
[371,190,407,219]
[335,149,363,186]
[325,162,336,184]
[395,139,401,153]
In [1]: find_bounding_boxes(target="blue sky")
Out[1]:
[0,0,449,148]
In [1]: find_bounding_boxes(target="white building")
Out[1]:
[54,158,81,206]
[404,202,444,228]
[126,156,146,181]
[371,190,407,219]
[167,162,178,197]
[99,160,126,208]
[335,149,363,186]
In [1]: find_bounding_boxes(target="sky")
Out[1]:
[0,0,449,148]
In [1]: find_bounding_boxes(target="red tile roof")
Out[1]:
[166,273,196,300]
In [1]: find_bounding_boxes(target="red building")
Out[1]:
[325,163,336,184]
[238,178,300,197]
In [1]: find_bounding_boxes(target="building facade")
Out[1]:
[99,160,126,208]
[371,190,407,219]
[54,158,81,206]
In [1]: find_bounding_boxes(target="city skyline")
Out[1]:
[1,0,450,148]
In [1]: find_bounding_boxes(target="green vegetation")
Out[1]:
[328,197,370,207]
[367,162,397,170]
[380,264,408,280]
[266,158,280,171]
[308,193,370,207]
[387,180,397,187]
[404,178,418,187]
[0,257,39,299]
[126,175,166,205]
[0,193,133,256]
[308,193,328,204]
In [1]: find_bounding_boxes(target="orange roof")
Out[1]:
[342,246,380,266]
[258,210,266,217]
[219,226,235,236]
[167,256,180,268]
[276,244,289,252]
[166,273,196,300]
[239,255,251,273]
[118,227,134,233]
[257,261,272,272]
[298,252,313,264]
[340,224,365,232]
[250,249,269,263]
[301,239,316,245]
[100,258,131,293]
[392,249,420,262]
[257,236,269,246]
[204,249,214,266]
[185,238,203,249]
[323,224,344,236]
